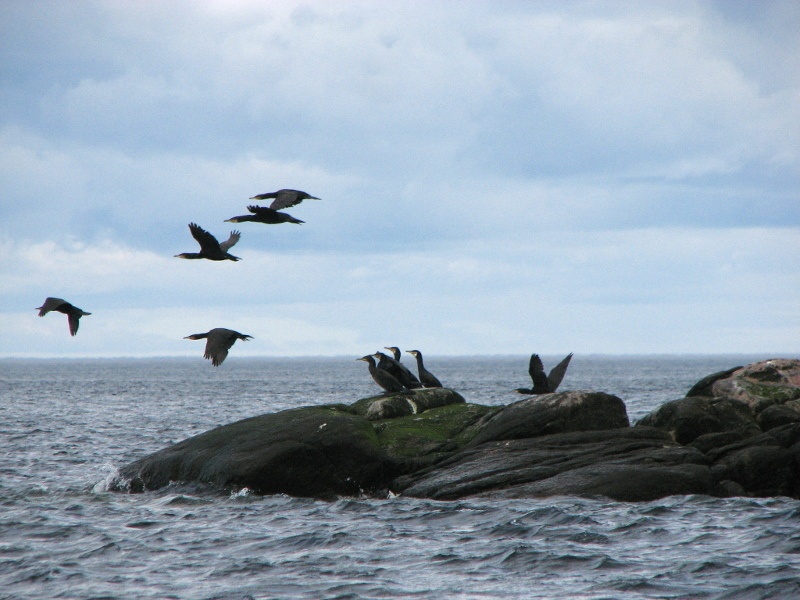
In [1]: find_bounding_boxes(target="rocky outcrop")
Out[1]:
[635,396,760,445]
[394,427,716,501]
[116,407,398,499]
[686,358,800,416]
[466,390,629,447]
[113,359,800,502]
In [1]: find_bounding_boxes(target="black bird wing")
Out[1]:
[528,354,550,393]
[67,312,81,336]
[268,189,303,210]
[247,204,276,215]
[204,329,237,366]
[188,223,222,253]
[218,230,241,252]
[37,297,68,316]
[547,353,573,392]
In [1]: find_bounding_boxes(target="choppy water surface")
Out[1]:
[2,355,800,599]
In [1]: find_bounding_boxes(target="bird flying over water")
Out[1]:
[405,350,443,388]
[175,223,241,261]
[515,353,573,394]
[225,205,304,225]
[184,328,253,366]
[36,297,91,337]
[249,189,320,210]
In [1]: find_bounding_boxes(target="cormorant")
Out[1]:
[380,347,422,388]
[36,297,91,336]
[184,328,253,366]
[357,355,409,394]
[249,189,320,210]
[405,350,443,388]
[225,205,304,225]
[175,223,241,261]
[515,353,573,394]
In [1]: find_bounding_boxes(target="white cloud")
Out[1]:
[2,227,797,357]
[1,1,798,357]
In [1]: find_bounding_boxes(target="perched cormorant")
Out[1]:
[175,223,241,261]
[357,355,409,394]
[184,328,253,366]
[381,347,422,389]
[36,297,91,336]
[405,350,443,388]
[515,353,573,394]
[225,205,304,225]
[249,189,320,210]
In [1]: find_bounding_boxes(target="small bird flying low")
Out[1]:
[175,223,241,261]
[183,328,253,366]
[36,297,91,336]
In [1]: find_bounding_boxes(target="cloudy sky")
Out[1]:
[1,0,798,358]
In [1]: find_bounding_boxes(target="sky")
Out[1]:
[1,0,798,358]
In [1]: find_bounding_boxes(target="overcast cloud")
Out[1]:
[1,0,798,358]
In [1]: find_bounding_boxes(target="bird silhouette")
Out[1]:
[515,353,573,394]
[36,297,91,336]
[225,205,304,225]
[357,354,409,394]
[184,328,253,366]
[405,350,443,388]
[249,189,319,210]
[377,348,422,389]
[175,223,241,261]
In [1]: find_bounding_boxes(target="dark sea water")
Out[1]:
[3,354,800,600]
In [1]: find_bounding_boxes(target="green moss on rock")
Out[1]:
[372,403,498,461]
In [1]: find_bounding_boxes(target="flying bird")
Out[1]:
[175,223,241,261]
[515,353,573,394]
[249,189,320,210]
[36,297,91,336]
[184,328,253,366]
[405,350,443,388]
[225,205,304,225]
[357,354,409,394]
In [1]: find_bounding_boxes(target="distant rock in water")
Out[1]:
[112,359,800,502]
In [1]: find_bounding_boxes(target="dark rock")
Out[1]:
[466,390,629,447]
[116,407,397,499]
[710,445,797,497]
[715,479,747,497]
[113,358,800,503]
[757,404,800,431]
[393,427,713,501]
[636,396,759,444]
[689,430,754,454]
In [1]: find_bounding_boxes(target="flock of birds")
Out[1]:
[36,189,318,362]
[35,188,573,395]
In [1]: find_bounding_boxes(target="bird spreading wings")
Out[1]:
[175,223,241,261]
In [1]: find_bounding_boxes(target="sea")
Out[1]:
[3,354,800,600]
